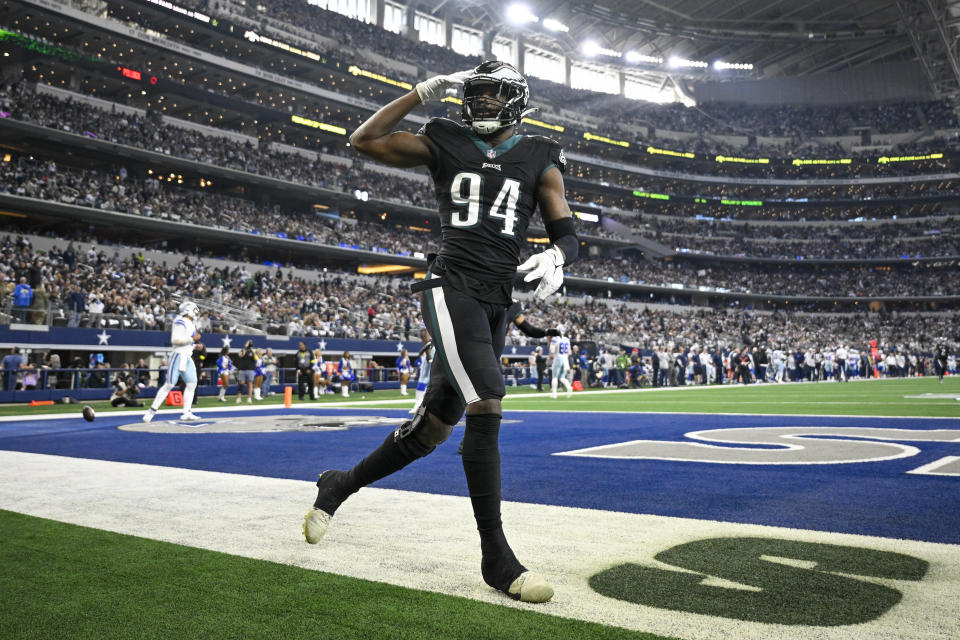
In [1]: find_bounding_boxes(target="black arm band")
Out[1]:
[544,216,579,264]
[516,319,547,338]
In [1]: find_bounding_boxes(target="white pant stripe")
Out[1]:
[430,281,480,404]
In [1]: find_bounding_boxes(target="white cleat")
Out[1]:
[142,409,156,423]
[303,508,333,544]
[550,393,557,399]
[507,571,554,603]
[180,411,201,421]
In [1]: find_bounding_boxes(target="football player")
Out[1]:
[549,325,573,399]
[936,344,949,383]
[410,328,434,415]
[303,61,577,604]
[142,300,201,422]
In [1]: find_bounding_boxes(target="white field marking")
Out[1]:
[3,403,960,424]
[556,427,960,465]
[904,394,960,400]
[0,451,958,640]
[907,456,960,477]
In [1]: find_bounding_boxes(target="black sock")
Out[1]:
[461,412,526,591]
[480,526,526,592]
[343,426,433,494]
[461,413,503,533]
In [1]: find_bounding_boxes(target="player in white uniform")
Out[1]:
[772,348,785,382]
[823,349,835,381]
[410,329,435,415]
[143,301,201,422]
[549,325,573,399]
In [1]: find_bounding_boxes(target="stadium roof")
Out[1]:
[426,0,960,100]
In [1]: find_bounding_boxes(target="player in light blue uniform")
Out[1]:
[549,325,573,398]
[411,329,435,415]
[143,300,201,421]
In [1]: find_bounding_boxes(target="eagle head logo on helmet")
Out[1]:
[462,60,530,136]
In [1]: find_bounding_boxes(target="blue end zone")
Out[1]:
[1,408,958,544]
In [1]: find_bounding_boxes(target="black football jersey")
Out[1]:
[419,118,565,304]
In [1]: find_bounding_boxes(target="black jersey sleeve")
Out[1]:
[416,118,447,169]
[540,138,566,177]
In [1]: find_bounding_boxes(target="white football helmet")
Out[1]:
[178,300,200,318]
[556,324,566,337]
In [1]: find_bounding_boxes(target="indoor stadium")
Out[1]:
[1,0,959,637]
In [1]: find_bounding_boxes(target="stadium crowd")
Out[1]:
[195,0,960,137]
[565,256,958,298]
[623,216,960,259]
[222,1,959,137]
[0,233,422,339]
[4,81,957,229]
[508,299,957,386]
[4,230,956,389]
[3,152,960,295]
[5,81,959,234]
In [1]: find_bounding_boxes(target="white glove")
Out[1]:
[517,245,565,301]
[415,70,472,104]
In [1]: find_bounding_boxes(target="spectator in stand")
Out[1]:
[12,277,32,322]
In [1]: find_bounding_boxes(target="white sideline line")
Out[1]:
[2,402,960,423]
[0,451,959,640]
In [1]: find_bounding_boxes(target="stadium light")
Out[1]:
[506,3,538,25]
[668,56,708,69]
[625,50,663,64]
[542,18,569,33]
[583,40,620,57]
[713,60,754,71]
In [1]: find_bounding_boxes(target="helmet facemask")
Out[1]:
[462,62,530,136]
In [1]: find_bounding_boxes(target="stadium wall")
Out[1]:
[693,61,934,106]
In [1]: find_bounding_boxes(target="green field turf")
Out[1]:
[3,376,956,418]
[0,510,669,640]
[1,377,957,639]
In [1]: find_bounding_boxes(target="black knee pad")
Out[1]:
[394,405,453,455]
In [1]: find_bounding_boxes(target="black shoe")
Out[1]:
[312,470,352,516]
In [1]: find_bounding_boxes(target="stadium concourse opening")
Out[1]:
[1,0,959,636]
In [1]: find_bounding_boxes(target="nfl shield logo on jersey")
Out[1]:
[486,149,496,158]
